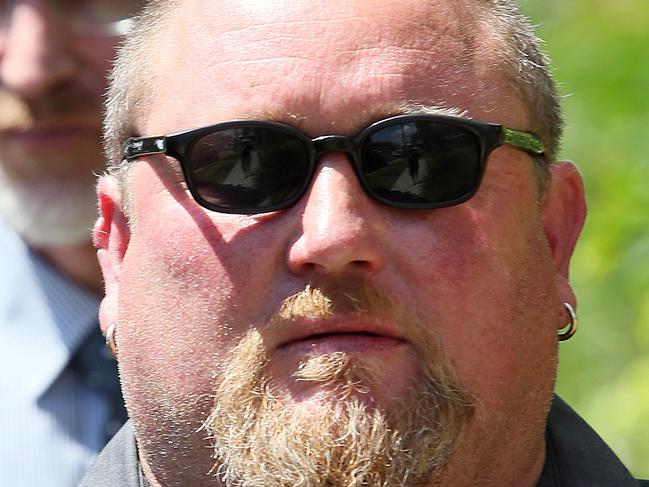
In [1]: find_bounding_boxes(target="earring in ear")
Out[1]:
[558,302,578,341]
[105,324,118,357]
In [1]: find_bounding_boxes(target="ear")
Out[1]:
[93,175,131,335]
[541,161,587,305]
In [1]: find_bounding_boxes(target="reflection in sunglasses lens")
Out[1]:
[189,128,310,211]
[361,122,480,205]
[184,120,483,212]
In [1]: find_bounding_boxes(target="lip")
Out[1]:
[276,319,408,354]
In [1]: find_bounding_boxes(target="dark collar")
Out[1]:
[537,396,642,486]
[79,421,149,487]
[81,396,644,486]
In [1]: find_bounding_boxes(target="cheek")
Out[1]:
[392,190,558,413]
[115,226,234,412]
[116,168,291,409]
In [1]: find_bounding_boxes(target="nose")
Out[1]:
[287,153,387,277]
[0,2,76,98]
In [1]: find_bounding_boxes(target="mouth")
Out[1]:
[277,325,407,355]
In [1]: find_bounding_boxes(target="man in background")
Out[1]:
[0,2,141,485]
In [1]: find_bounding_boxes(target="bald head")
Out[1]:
[105,0,560,170]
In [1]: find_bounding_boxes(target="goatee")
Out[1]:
[204,283,475,487]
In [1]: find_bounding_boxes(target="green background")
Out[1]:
[518,0,649,478]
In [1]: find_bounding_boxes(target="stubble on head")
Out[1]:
[203,283,475,487]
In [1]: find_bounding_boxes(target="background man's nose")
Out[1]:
[0,3,76,98]
[287,154,387,278]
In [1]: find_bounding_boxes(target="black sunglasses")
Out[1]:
[123,114,545,214]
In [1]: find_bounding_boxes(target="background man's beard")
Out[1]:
[204,285,475,487]
[0,84,103,247]
[0,170,97,246]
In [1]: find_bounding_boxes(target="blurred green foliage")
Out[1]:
[519,0,649,477]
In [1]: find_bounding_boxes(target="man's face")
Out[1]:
[98,0,585,485]
[0,1,131,244]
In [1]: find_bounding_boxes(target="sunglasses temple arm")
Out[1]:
[123,137,167,160]
[502,127,545,156]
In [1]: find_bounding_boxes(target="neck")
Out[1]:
[34,240,103,296]
[436,419,547,487]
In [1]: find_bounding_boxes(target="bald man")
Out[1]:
[82,0,646,485]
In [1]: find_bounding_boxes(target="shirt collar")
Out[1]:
[537,395,641,486]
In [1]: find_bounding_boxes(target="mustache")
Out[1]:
[267,280,458,385]
[271,280,407,325]
[0,83,102,131]
[261,280,444,369]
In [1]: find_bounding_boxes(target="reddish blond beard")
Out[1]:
[204,282,475,487]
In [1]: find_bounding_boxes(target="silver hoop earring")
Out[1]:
[105,324,117,357]
[558,303,578,341]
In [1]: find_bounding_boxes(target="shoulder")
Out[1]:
[80,421,141,487]
[547,396,644,486]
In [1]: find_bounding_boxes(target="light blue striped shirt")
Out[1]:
[0,219,122,486]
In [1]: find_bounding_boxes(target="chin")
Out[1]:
[270,342,422,404]
[203,344,474,487]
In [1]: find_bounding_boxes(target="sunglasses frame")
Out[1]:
[123,114,545,214]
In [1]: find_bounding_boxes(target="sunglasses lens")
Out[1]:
[186,126,310,212]
[360,121,482,207]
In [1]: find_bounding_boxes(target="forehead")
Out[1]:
[143,0,524,135]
